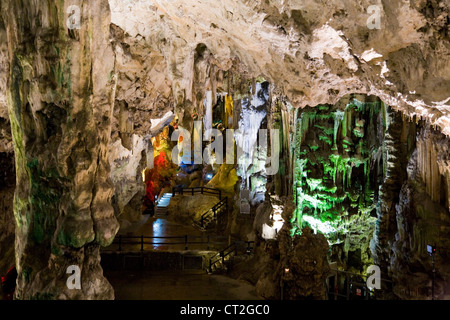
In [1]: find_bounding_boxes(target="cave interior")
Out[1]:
[0,0,449,301]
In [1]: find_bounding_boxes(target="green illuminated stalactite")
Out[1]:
[332,110,344,150]
[291,97,384,259]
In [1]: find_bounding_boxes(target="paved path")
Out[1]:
[103,213,262,300]
[105,270,263,300]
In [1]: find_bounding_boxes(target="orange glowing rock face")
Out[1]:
[154,151,169,168]
[144,152,177,203]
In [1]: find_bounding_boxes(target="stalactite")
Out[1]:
[417,136,448,204]
[235,82,269,193]
[333,110,344,150]
[291,96,383,256]
[203,90,213,140]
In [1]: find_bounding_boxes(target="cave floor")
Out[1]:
[104,216,258,300]
[105,270,263,300]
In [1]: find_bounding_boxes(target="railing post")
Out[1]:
[334,280,338,300]
[192,188,194,196]
[201,216,204,229]
[185,235,188,250]
[118,235,122,251]
[140,235,144,251]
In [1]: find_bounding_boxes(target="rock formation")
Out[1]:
[109,0,449,135]
[0,13,15,277]
[1,0,119,299]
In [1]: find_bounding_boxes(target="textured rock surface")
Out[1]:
[0,18,15,276]
[291,95,385,272]
[108,134,147,230]
[279,227,330,299]
[231,225,330,300]
[1,0,119,299]
[106,0,448,299]
[384,123,450,299]
[167,194,220,225]
[109,0,449,135]
[110,23,174,137]
[107,23,175,228]
[206,164,239,194]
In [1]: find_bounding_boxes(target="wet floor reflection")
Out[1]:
[144,217,202,250]
[152,218,164,237]
[150,218,170,249]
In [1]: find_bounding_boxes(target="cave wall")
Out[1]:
[383,123,450,299]
[0,0,119,299]
[284,93,450,299]
[252,93,449,300]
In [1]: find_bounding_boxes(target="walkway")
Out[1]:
[101,195,262,300]
[155,193,173,217]
[104,270,262,300]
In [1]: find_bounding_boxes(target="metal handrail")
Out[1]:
[110,234,228,251]
[327,268,394,300]
[208,241,254,273]
[172,186,222,200]
[329,268,394,283]
[209,244,236,269]
[200,197,228,228]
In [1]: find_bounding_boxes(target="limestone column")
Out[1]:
[1,0,119,299]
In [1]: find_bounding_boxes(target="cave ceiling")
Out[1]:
[108,0,450,135]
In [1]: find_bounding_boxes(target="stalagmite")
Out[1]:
[203,91,213,140]
[224,94,233,128]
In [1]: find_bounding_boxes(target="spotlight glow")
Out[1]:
[302,215,336,235]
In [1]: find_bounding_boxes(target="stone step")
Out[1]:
[155,206,168,217]
[155,193,173,217]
